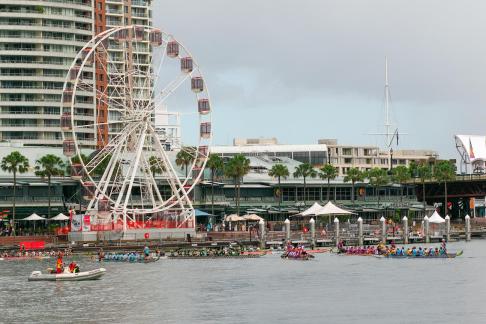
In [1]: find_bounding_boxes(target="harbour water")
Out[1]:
[1,241,485,324]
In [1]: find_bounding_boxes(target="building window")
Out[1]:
[293,151,309,164]
[342,148,352,155]
[310,151,326,165]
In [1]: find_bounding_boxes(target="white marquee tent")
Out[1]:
[428,211,445,224]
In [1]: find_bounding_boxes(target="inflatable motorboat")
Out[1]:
[28,268,106,281]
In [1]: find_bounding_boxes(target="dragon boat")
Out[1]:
[376,250,463,259]
[280,251,315,260]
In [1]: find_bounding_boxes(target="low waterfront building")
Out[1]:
[319,139,439,176]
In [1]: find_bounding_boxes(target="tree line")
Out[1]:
[0,149,457,234]
[204,153,457,217]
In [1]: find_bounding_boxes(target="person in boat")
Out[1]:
[337,240,346,253]
[55,252,64,274]
[143,246,150,259]
[429,248,435,256]
[411,247,417,257]
[418,247,424,256]
[441,239,447,254]
[98,248,104,262]
[68,262,80,273]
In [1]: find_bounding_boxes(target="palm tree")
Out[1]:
[1,151,29,235]
[319,163,338,202]
[392,165,411,203]
[176,147,196,179]
[434,160,456,217]
[268,164,289,210]
[35,154,65,218]
[367,167,389,207]
[224,154,250,215]
[206,154,224,215]
[343,167,364,205]
[293,163,317,205]
[149,156,165,177]
[417,163,432,213]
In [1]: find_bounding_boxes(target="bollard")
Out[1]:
[424,216,430,243]
[259,219,265,249]
[445,215,450,242]
[380,216,386,244]
[334,217,340,247]
[465,215,471,242]
[284,218,290,242]
[402,216,409,244]
[310,218,316,249]
[357,217,363,246]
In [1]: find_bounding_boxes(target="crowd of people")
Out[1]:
[337,239,448,257]
[98,246,160,262]
[281,242,314,259]
[1,247,72,259]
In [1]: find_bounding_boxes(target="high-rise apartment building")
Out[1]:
[0,0,152,148]
[104,0,152,143]
[0,0,94,147]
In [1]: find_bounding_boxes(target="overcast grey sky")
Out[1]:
[153,0,486,158]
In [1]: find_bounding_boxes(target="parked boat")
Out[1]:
[28,268,106,281]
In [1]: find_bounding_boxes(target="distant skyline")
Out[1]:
[154,0,486,159]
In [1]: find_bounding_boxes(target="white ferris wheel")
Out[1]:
[60,25,212,232]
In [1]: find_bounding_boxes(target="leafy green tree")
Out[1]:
[1,151,30,235]
[367,168,389,207]
[176,147,196,179]
[434,160,456,216]
[224,154,251,215]
[35,154,65,218]
[319,164,338,202]
[149,155,165,177]
[343,167,364,205]
[293,163,317,204]
[417,163,432,213]
[206,154,224,215]
[408,160,419,178]
[268,164,290,210]
[392,165,411,203]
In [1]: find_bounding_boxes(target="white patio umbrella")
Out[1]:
[293,202,323,217]
[22,213,46,232]
[242,214,263,221]
[316,201,356,223]
[50,213,70,221]
[22,213,46,221]
[224,214,245,231]
[225,214,245,222]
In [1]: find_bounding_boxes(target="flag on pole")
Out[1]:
[469,139,475,159]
